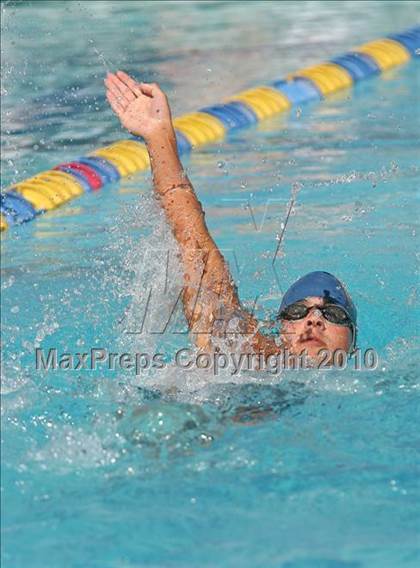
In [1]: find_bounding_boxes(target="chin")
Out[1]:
[304,347,327,360]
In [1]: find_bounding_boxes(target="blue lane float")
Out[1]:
[272,77,322,104]
[0,191,38,224]
[200,103,247,129]
[330,53,380,81]
[227,101,259,125]
[202,101,258,128]
[78,156,121,183]
[388,25,420,55]
[175,130,192,156]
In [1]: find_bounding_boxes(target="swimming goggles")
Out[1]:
[279,302,352,326]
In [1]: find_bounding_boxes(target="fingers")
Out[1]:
[105,73,136,104]
[116,70,157,96]
[107,70,165,101]
[106,90,126,116]
[115,70,144,96]
[116,70,163,98]
[138,82,163,98]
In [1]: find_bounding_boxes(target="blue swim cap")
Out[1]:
[279,271,357,325]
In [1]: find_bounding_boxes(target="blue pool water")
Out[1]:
[1,2,420,567]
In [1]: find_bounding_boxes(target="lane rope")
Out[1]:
[1,26,418,232]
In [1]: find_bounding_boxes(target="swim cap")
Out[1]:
[279,271,357,325]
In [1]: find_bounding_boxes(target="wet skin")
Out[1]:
[280,296,352,362]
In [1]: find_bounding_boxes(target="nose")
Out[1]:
[305,308,325,329]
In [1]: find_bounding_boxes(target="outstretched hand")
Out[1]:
[104,71,172,141]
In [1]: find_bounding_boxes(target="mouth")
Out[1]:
[299,336,325,346]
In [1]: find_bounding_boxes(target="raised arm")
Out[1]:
[105,71,279,356]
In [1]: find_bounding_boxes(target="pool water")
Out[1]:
[1,2,420,567]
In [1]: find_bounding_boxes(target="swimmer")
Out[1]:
[104,71,357,365]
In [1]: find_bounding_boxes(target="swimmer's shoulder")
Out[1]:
[235,310,283,358]
[252,331,283,358]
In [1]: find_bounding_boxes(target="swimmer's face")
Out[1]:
[280,296,352,362]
